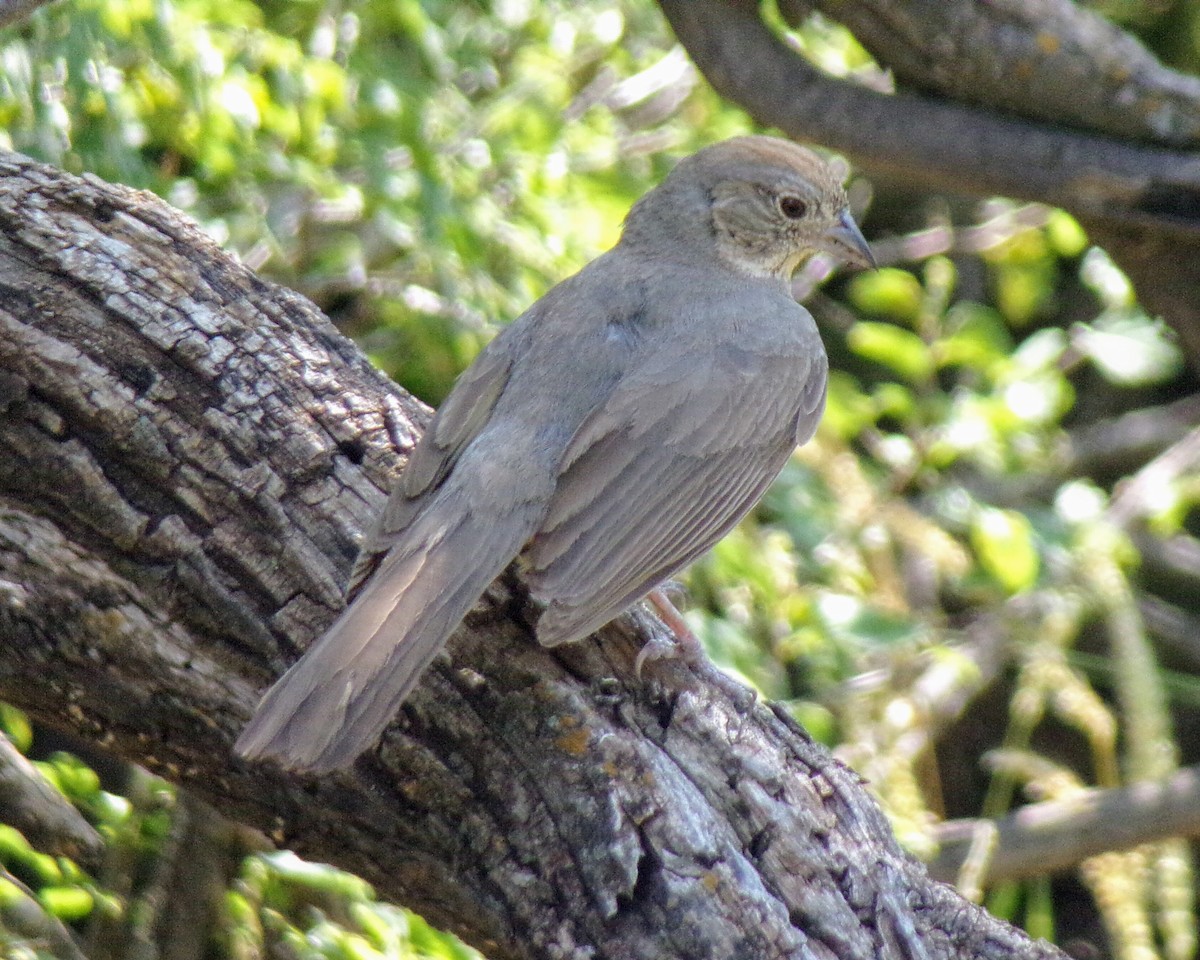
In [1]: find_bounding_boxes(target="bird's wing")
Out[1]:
[526,337,826,646]
[347,334,516,597]
[401,343,516,498]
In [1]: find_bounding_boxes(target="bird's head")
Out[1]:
[623,135,874,280]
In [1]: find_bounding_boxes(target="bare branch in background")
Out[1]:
[0,0,58,30]
[806,0,1200,147]
[930,763,1200,885]
[0,735,102,863]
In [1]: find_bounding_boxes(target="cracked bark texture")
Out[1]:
[803,0,1200,146]
[660,0,1200,366]
[0,154,1064,959]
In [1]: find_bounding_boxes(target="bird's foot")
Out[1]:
[633,587,706,679]
[639,588,760,711]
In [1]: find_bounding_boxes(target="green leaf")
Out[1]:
[1024,875,1057,944]
[847,322,933,382]
[938,302,1013,372]
[995,262,1053,326]
[1077,311,1184,386]
[1046,210,1087,258]
[822,371,877,439]
[1009,327,1068,372]
[260,851,374,901]
[971,507,1039,593]
[781,701,836,746]
[872,382,916,422]
[0,704,32,752]
[37,752,101,804]
[985,880,1023,922]
[816,593,923,649]
[0,825,63,885]
[847,268,923,323]
[38,885,95,921]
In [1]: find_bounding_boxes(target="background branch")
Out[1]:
[0,736,101,864]
[0,0,56,29]
[929,763,1200,885]
[806,0,1200,146]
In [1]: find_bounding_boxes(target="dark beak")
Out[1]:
[821,209,876,270]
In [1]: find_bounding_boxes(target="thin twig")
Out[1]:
[928,763,1200,885]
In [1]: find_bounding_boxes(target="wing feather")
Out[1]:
[529,343,825,646]
[348,335,516,597]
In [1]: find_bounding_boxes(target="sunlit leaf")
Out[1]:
[782,700,837,745]
[38,885,94,921]
[821,371,877,439]
[1046,210,1087,258]
[847,268,923,324]
[0,825,63,885]
[1076,311,1184,386]
[816,593,923,649]
[0,704,32,752]
[872,382,917,422]
[938,302,1013,371]
[847,322,933,382]
[971,507,1039,593]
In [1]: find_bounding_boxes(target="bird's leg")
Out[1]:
[648,588,704,655]
[654,578,688,605]
[634,588,758,710]
[634,587,705,678]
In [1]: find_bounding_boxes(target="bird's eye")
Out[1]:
[779,195,809,220]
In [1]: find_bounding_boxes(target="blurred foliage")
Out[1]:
[3,0,1200,959]
[0,0,749,403]
[0,715,480,960]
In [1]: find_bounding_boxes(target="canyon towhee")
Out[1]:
[236,135,874,772]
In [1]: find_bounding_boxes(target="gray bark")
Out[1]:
[0,0,56,29]
[0,733,101,863]
[806,0,1200,147]
[0,152,1064,959]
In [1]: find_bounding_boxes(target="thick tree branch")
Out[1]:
[0,152,1064,959]
[808,0,1200,147]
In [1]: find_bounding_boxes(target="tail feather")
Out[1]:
[235,495,533,773]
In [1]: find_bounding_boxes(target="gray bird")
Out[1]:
[235,136,874,772]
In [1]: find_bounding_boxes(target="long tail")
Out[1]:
[235,492,534,773]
